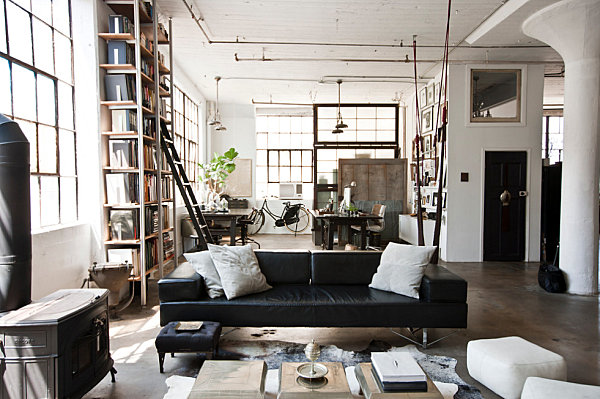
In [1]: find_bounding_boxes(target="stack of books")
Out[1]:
[371,352,427,392]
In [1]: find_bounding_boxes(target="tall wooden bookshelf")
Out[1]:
[99,0,174,306]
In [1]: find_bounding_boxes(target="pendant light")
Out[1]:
[209,76,227,131]
[332,80,347,134]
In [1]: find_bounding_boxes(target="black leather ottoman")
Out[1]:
[154,321,221,373]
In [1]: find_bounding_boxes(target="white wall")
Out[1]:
[210,103,257,202]
[30,0,105,299]
[444,64,544,262]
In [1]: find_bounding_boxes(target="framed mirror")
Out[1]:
[470,69,521,123]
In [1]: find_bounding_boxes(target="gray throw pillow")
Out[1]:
[183,251,224,298]
[369,243,437,299]
[207,244,272,300]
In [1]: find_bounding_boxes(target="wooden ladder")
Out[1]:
[159,120,213,250]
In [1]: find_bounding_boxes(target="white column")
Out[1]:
[523,0,600,295]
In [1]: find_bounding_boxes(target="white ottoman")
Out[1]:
[521,377,600,399]
[466,336,566,399]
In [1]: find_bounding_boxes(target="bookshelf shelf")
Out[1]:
[101,0,175,306]
[98,32,135,41]
[100,63,136,71]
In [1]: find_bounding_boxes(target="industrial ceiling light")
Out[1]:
[332,80,347,134]
[209,76,226,130]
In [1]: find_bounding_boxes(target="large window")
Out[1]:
[1,0,77,229]
[255,110,314,199]
[314,104,400,210]
[166,83,200,194]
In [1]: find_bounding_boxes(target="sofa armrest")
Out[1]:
[158,262,207,302]
[419,264,467,303]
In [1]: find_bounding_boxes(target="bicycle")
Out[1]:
[247,198,311,235]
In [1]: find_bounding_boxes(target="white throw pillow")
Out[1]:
[208,244,272,300]
[183,251,224,298]
[369,243,437,299]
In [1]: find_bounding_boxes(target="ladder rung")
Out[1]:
[182,182,191,186]
[174,161,183,165]
[163,138,173,144]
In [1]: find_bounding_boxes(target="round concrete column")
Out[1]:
[523,0,600,295]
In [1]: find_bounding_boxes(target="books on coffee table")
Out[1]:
[371,352,427,392]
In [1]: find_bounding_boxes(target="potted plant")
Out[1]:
[199,147,239,208]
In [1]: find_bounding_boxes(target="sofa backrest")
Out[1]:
[254,250,311,284]
[311,251,381,285]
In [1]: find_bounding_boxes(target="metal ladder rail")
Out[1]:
[159,120,213,249]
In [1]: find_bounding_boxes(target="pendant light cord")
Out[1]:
[413,36,425,247]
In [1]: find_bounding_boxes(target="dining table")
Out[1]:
[184,208,252,246]
[309,209,383,250]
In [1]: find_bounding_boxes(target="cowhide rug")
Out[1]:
[164,340,484,399]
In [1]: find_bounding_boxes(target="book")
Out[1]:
[107,40,135,65]
[371,352,426,383]
[105,74,136,102]
[109,139,137,168]
[175,321,203,331]
[107,248,139,276]
[111,109,137,132]
[109,209,139,241]
[106,173,139,204]
[371,368,427,393]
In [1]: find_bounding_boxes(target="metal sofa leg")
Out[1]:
[390,328,459,349]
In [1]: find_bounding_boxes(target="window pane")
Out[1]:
[279,133,290,148]
[377,107,395,118]
[256,166,267,183]
[40,176,59,226]
[52,0,71,36]
[256,150,267,166]
[38,124,57,173]
[7,2,32,65]
[57,81,73,129]
[267,117,279,133]
[30,176,40,229]
[32,0,52,24]
[301,116,312,132]
[268,167,278,182]
[54,33,72,83]
[60,176,77,222]
[291,167,301,182]
[291,117,302,133]
[268,151,278,166]
[17,119,37,172]
[317,107,336,118]
[12,64,36,120]
[357,107,376,118]
[280,167,290,182]
[280,151,290,166]
[291,151,301,166]
[33,19,54,74]
[302,167,312,183]
[377,130,395,142]
[302,151,312,166]
[0,58,11,114]
[36,75,55,125]
[59,129,75,175]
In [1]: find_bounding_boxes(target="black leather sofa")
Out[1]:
[158,250,467,338]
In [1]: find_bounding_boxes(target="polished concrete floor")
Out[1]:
[84,234,599,399]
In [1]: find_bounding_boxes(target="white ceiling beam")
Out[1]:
[465,0,531,44]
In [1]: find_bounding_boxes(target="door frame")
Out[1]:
[479,148,533,261]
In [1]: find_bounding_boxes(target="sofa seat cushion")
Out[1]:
[311,285,418,305]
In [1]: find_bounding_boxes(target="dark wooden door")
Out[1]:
[484,151,527,261]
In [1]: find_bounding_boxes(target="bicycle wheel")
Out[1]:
[247,211,265,235]
[285,206,310,233]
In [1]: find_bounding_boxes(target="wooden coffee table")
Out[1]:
[188,360,267,398]
[354,363,443,399]
[278,362,352,398]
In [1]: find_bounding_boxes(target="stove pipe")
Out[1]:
[0,114,31,312]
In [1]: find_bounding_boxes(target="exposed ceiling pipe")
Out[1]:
[233,54,560,65]
[252,99,314,106]
[180,0,548,50]
[221,75,430,84]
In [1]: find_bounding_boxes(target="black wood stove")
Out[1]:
[0,289,115,398]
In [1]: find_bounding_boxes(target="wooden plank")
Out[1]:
[353,164,370,200]
[368,164,387,201]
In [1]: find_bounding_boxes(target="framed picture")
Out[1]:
[427,83,434,105]
[419,87,427,108]
[432,192,438,206]
[410,163,417,181]
[470,68,522,123]
[423,134,431,153]
[421,106,433,132]
[434,83,441,102]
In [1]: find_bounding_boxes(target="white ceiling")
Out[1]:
[155,0,564,105]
